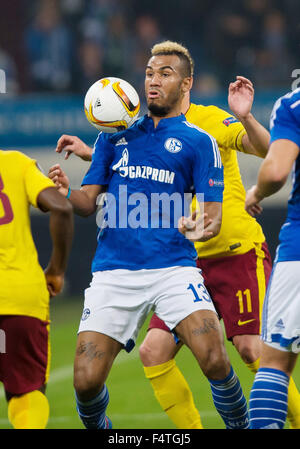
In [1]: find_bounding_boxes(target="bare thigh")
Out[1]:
[175,310,231,380]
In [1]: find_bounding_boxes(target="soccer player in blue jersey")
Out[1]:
[246,88,300,429]
[49,50,249,429]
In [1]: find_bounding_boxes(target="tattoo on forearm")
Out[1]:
[76,341,105,361]
[191,318,218,336]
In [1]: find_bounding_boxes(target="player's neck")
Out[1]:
[181,94,191,115]
[181,102,191,116]
[149,106,182,128]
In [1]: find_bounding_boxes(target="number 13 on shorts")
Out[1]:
[187,283,212,303]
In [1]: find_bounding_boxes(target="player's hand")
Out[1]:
[56,134,93,161]
[228,76,254,121]
[178,211,214,242]
[48,164,70,196]
[245,185,264,216]
[44,266,64,297]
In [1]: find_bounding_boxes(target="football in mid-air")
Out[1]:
[84,77,140,133]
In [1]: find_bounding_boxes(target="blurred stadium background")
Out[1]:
[0,0,300,429]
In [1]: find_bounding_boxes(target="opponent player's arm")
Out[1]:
[240,118,270,158]
[202,201,222,238]
[245,139,299,215]
[228,76,270,158]
[68,185,105,217]
[179,201,222,242]
[183,131,223,241]
[56,134,93,161]
[37,187,74,296]
[48,164,105,216]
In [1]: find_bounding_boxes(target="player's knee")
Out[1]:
[233,335,260,365]
[201,348,230,380]
[237,345,259,365]
[139,341,152,366]
[73,365,103,401]
[139,341,165,366]
[139,332,177,367]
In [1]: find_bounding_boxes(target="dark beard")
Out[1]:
[148,102,172,117]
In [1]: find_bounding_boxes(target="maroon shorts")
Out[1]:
[148,242,272,341]
[0,315,50,396]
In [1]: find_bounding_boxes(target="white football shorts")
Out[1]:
[78,266,217,352]
[261,261,300,353]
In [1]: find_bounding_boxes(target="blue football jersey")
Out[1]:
[269,89,300,262]
[82,114,224,271]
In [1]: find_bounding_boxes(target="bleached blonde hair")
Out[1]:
[151,40,194,77]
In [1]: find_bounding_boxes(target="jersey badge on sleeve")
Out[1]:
[209,178,224,187]
[223,117,239,127]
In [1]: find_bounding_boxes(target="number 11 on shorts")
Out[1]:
[187,283,211,302]
[236,288,252,313]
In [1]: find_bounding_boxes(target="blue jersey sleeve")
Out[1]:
[193,133,224,202]
[270,92,300,148]
[81,132,114,186]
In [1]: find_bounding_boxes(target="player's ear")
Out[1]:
[182,76,192,94]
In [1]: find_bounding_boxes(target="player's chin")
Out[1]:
[147,101,170,117]
[147,96,159,106]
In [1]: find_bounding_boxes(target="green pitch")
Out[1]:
[0,296,299,429]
